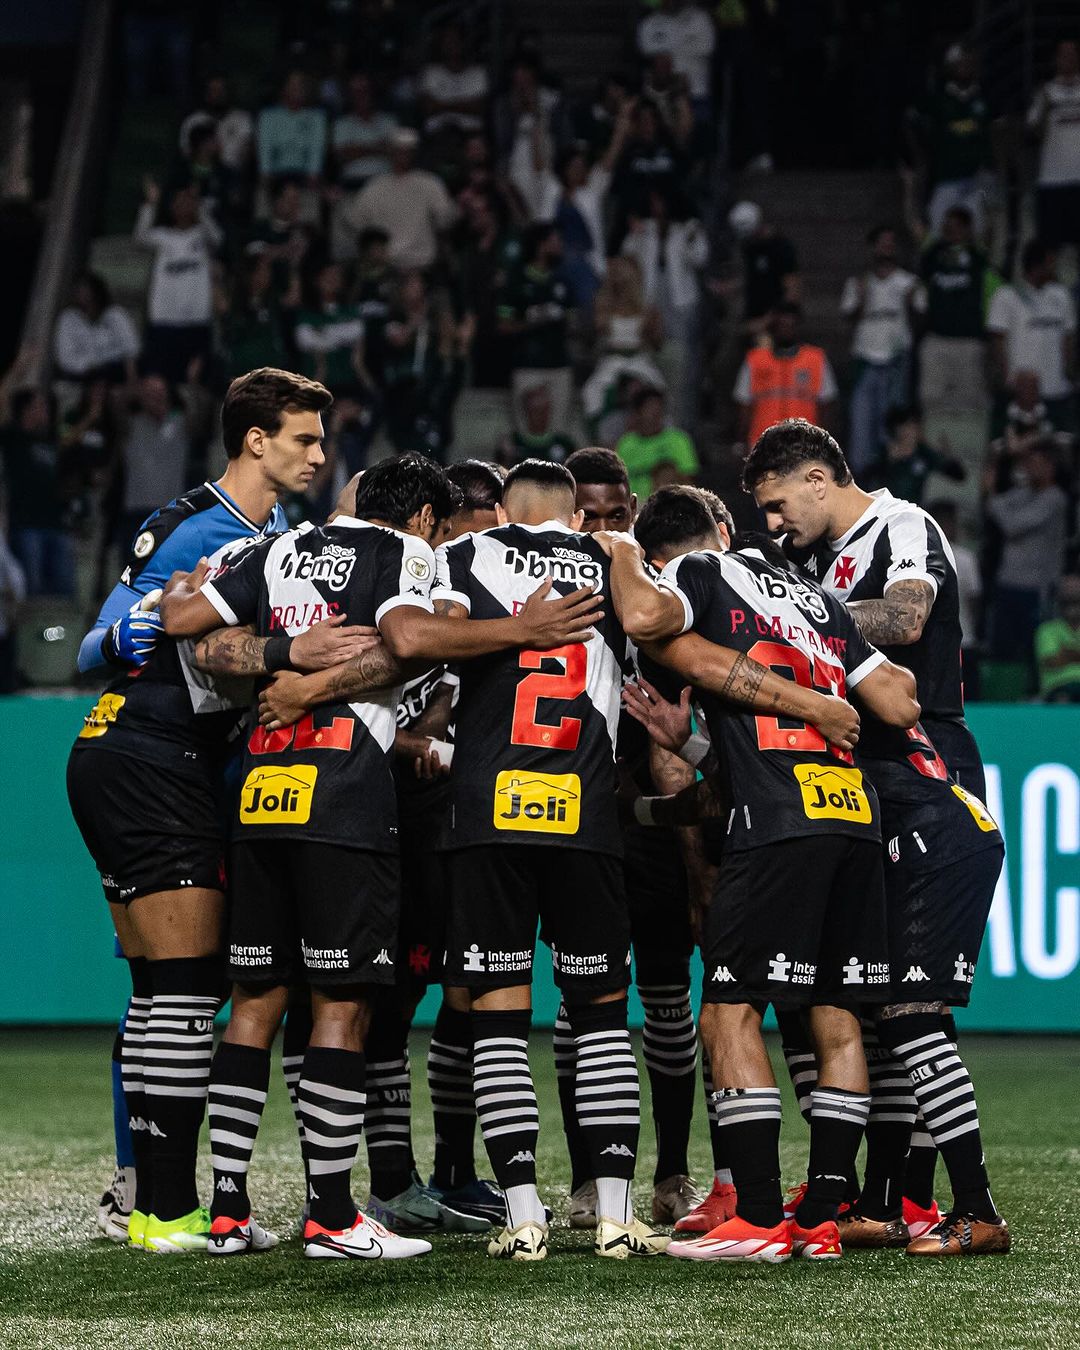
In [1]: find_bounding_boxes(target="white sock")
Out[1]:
[504,1183,546,1228]
[715,1168,734,1186]
[596,1177,632,1224]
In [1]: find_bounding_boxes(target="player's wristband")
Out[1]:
[263,634,295,673]
[678,731,712,768]
[633,796,660,827]
[428,739,454,767]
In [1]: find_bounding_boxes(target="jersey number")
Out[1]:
[248,712,355,756]
[511,644,586,751]
[747,640,851,763]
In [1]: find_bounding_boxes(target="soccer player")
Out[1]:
[561,447,709,1228]
[745,420,1010,1256]
[163,456,603,1257]
[67,369,362,1252]
[600,484,919,1263]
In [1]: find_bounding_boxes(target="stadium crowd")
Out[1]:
[2,7,1080,699]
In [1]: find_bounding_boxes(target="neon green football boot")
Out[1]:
[144,1206,211,1253]
[127,1208,149,1250]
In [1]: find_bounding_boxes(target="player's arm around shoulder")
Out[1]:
[849,657,921,729]
[595,530,687,643]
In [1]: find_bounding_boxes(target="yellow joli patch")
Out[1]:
[793,763,872,823]
[951,783,999,832]
[78,693,126,738]
[493,770,581,835]
[239,765,317,824]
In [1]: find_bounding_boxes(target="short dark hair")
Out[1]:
[867,223,896,245]
[634,485,720,559]
[630,385,665,412]
[221,367,332,459]
[742,418,853,491]
[944,205,973,227]
[504,458,576,498]
[565,447,629,492]
[359,226,390,250]
[446,458,504,513]
[354,453,458,527]
[75,270,112,310]
[885,403,919,435]
[695,487,735,537]
[1022,238,1053,273]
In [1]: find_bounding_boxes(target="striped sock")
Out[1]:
[776,1008,817,1125]
[144,957,222,1221]
[428,1003,478,1191]
[567,1001,641,1225]
[715,1086,784,1228]
[281,1000,312,1183]
[121,959,152,1216]
[364,1019,414,1200]
[858,1021,918,1221]
[298,1045,366,1231]
[638,982,696,1183]
[208,1042,270,1222]
[472,1009,544,1226]
[881,1015,997,1220]
[701,1059,729,1177]
[553,1002,591,1193]
[796,1087,871,1229]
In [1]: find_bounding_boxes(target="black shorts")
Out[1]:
[227,840,400,988]
[398,811,448,990]
[922,717,986,802]
[624,825,693,986]
[884,844,1004,1005]
[67,745,225,904]
[702,835,890,1007]
[444,845,631,999]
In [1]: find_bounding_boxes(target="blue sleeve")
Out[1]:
[78,515,210,673]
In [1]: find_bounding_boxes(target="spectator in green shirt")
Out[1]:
[907,46,996,237]
[1036,574,1080,702]
[614,384,698,500]
[871,406,965,505]
[498,383,576,467]
[219,255,293,381]
[293,261,368,397]
[918,205,998,416]
[497,222,573,435]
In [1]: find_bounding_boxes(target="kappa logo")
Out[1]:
[494,770,581,835]
[240,765,317,824]
[833,555,857,589]
[711,965,735,983]
[794,764,872,824]
[372,949,393,966]
[768,953,791,983]
[216,1176,239,1193]
[895,557,916,570]
[903,965,930,983]
[507,1150,535,1165]
[600,1143,634,1158]
[463,944,486,973]
[804,554,819,575]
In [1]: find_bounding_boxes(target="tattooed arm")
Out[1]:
[258,642,406,730]
[644,631,862,752]
[193,626,269,677]
[847,579,934,646]
[192,618,381,677]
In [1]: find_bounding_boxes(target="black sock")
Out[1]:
[715,1086,783,1228]
[553,1002,591,1193]
[364,1007,414,1200]
[638,982,696,1183]
[298,1045,366,1231]
[701,1059,728,1177]
[858,1021,917,1221]
[144,956,223,1221]
[122,957,153,1216]
[472,1008,540,1194]
[429,1002,477,1191]
[282,995,313,1186]
[776,1008,816,1125]
[566,1000,641,1224]
[208,1042,270,1222]
[903,1110,939,1208]
[796,1087,870,1229]
[878,1012,997,1221]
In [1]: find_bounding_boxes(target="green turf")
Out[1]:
[0,1030,1077,1348]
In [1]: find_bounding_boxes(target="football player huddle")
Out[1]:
[69,369,1009,1267]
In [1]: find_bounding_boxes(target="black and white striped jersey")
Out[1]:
[786,490,962,722]
[658,547,884,852]
[202,514,436,850]
[433,520,628,856]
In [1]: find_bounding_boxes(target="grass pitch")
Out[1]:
[0,1029,1077,1349]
